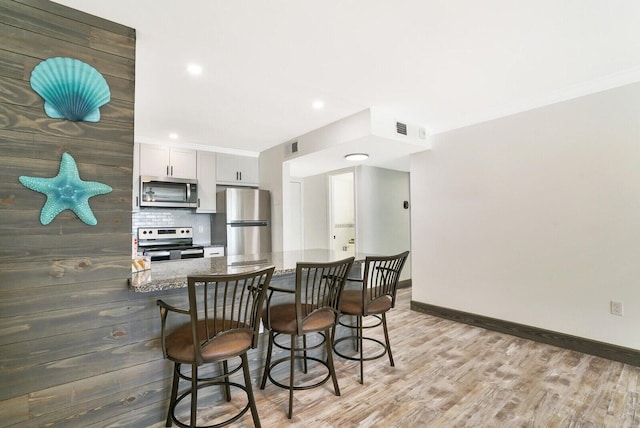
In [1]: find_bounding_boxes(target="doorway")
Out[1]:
[329,172,355,256]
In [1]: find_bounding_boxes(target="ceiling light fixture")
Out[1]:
[344,153,369,161]
[186,63,203,75]
[312,100,324,109]
[169,133,179,139]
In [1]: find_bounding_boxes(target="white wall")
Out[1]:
[286,179,303,250]
[303,174,329,249]
[356,166,412,280]
[410,82,640,349]
[259,144,287,252]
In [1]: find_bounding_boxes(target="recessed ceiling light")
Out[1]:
[312,100,324,109]
[169,133,179,139]
[344,153,369,161]
[186,63,203,75]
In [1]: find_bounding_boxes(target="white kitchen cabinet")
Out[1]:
[139,143,197,179]
[132,142,140,212]
[216,153,259,186]
[196,150,216,212]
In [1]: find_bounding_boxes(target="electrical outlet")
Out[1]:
[610,300,624,316]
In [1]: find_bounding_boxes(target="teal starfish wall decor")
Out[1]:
[19,152,113,226]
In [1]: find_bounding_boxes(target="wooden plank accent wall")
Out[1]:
[0,1,177,426]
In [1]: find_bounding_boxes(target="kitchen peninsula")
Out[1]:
[130,249,364,292]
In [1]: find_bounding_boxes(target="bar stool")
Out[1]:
[333,251,409,384]
[259,257,354,419]
[157,266,274,428]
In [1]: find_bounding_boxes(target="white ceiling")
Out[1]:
[54,1,640,174]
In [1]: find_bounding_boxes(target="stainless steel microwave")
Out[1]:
[140,176,198,208]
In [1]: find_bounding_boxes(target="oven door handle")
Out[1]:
[181,248,205,256]
[143,250,171,257]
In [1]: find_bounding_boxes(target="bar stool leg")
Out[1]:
[382,313,394,367]
[326,327,341,396]
[288,334,295,419]
[242,353,262,428]
[222,361,231,401]
[260,330,274,390]
[355,315,361,351]
[302,335,308,373]
[358,315,364,384]
[190,364,198,427]
[166,363,180,427]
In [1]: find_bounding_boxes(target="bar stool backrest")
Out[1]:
[362,251,409,312]
[294,257,355,336]
[184,267,274,366]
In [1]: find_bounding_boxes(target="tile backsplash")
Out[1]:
[132,208,212,245]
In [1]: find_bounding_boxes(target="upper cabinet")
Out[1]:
[216,153,259,186]
[133,145,257,213]
[196,151,216,213]
[132,142,140,212]
[139,143,197,179]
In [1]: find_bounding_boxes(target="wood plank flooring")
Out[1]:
[150,288,640,427]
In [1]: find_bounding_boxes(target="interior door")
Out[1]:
[329,172,355,256]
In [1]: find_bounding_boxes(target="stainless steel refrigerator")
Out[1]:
[212,188,271,256]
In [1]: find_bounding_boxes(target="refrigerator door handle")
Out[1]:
[229,221,269,227]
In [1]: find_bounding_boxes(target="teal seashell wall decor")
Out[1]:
[19,152,113,226]
[30,57,111,122]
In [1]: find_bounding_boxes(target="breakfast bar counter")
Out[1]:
[129,249,366,292]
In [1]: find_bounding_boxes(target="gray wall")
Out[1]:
[410,81,640,350]
[0,1,171,426]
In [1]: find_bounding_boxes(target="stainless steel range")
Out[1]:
[137,227,204,261]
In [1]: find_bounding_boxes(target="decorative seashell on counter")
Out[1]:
[30,57,111,122]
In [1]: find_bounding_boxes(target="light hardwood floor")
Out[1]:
[153,288,640,427]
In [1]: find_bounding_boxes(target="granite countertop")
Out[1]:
[129,249,366,293]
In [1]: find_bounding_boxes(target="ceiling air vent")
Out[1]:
[396,121,407,135]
